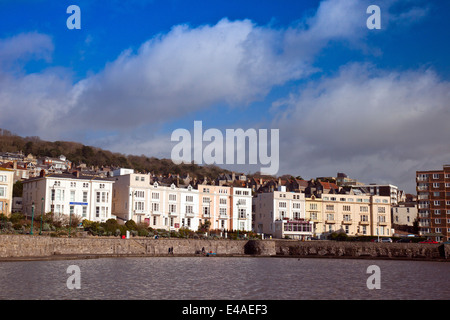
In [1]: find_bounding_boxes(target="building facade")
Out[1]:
[392,203,417,227]
[112,173,201,231]
[112,174,252,233]
[357,184,399,206]
[416,165,450,242]
[0,168,14,217]
[253,187,312,239]
[22,172,114,223]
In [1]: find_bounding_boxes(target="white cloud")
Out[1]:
[271,63,450,192]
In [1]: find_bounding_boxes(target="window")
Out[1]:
[219,198,227,205]
[169,204,176,213]
[135,201,144,211]
[220,208,227,216]
[83,183,89,188]
[360,215,368,222]
[434,192,440,197]
[360,206,368,213]
[203,197,211,204]
[434,200,441,206]
[343,205,351,211]
[96,192,101,202]
[153,216,157,226]
[433,183,440,188]
[70,182,76,187]
[186,205,193,214]
[326,214,334,221]
[293,202,301,209]
[0,175,7,182]
[186,195,193,202]
[0,186,6,198]
[326,205,334,211]
[378,207,386,213]
[433,174,440,179]
[96,207,100,218]
[70,191,75,202]
[203,207,210,216]
[152,203,159,212]
[239,208,246,219]
[169,194,177,201]
[279,202,287,208]
[82,207,87,217]
[343,214,351,221]
[435,219,441,224]
[152,192,160,200]
[83,192,88,202]
[310,203,318,210]
[135,191,145,198]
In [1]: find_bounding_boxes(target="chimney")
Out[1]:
[13,160,17,170]
[73,170,80,178]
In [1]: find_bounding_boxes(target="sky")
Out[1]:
[0,0,449,193]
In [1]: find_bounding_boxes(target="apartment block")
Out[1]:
[0,168,14,217]
[22,172,114,222]
[416,165,450,242]
[253,186,312,239]
[304,193,392,239]
[356,184,399,206]
[112,174,252,233]
[112,173,201,231]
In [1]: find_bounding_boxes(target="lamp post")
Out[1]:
[30,202,35,235]
[68,208,72,238]
[40,197,44,235]
[236,200,241,240]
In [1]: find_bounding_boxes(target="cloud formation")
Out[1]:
[271,64,450,192]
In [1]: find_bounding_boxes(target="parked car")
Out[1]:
[419,239,439,244]
[373,238,393,243]
[396,238,412,243]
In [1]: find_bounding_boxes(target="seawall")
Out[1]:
[0,235,448,261]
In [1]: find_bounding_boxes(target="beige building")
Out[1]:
[0,168,14,217]
[305,194,392,238]
[392,203,417,226]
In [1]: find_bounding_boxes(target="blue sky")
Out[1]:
[0,0,449,192]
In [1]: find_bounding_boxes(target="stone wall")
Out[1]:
[0,235,448,261]
[275,240,449,260]
[0,235,252,258]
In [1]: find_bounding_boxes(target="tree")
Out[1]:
[13,181,23,197]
